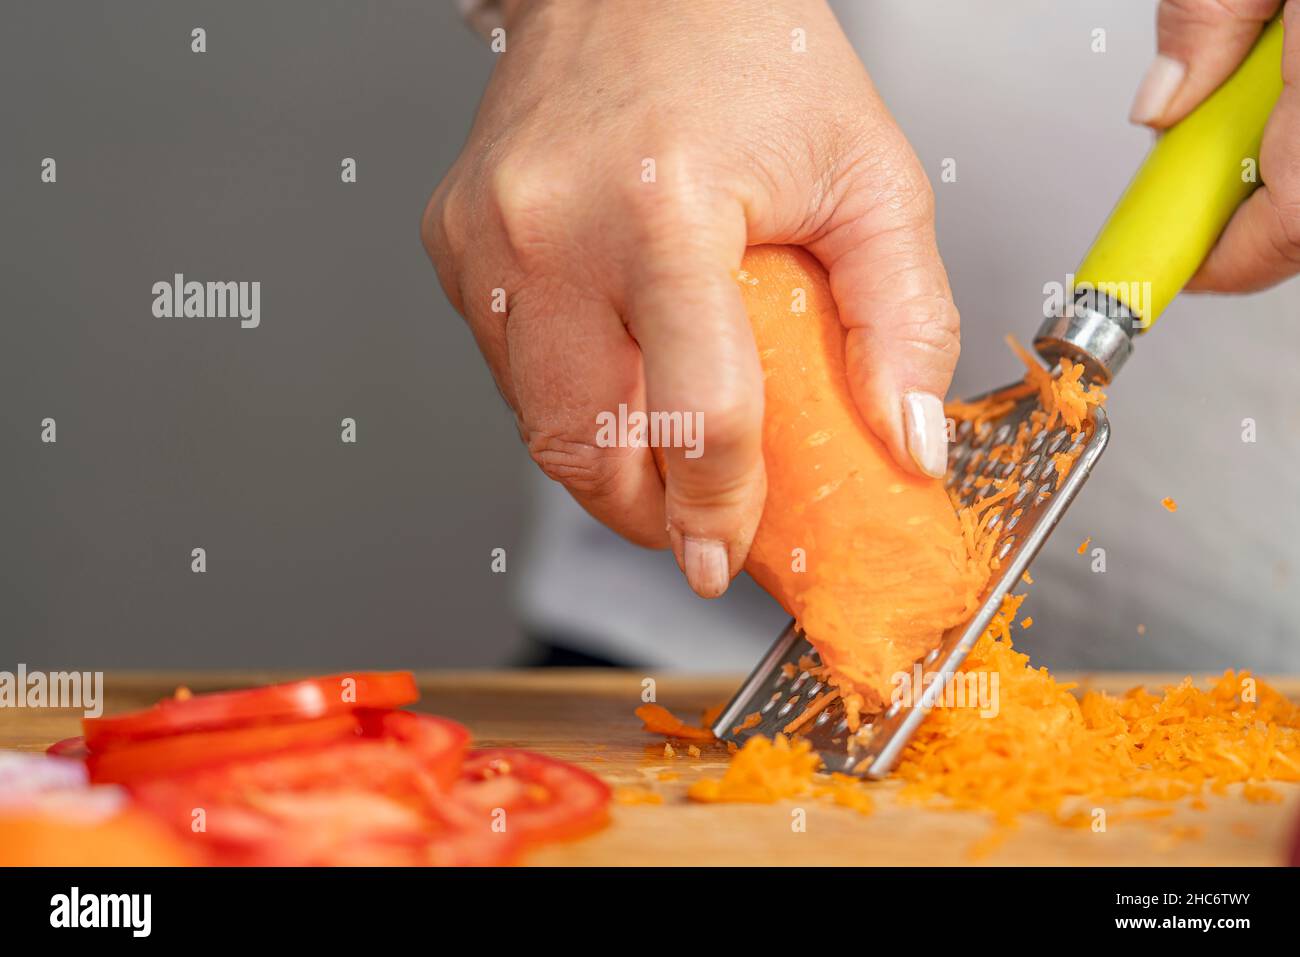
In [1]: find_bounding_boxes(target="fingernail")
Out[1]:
[902,391,948,479]
[1129,54,1185,125]
[683,537,730,598]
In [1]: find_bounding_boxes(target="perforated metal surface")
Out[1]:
[712,388,1110,778]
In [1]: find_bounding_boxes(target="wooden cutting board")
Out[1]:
[3,670,1297,866]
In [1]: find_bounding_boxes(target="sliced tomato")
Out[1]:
[83,672,418,750]
[449,748,611,847]
[130,713,481,866]
[133,786,516,866]
[87,712,364,785]
[45,736,89,761]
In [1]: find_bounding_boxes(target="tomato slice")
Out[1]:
[449,748,611,847]
[87,712,364,785]
[83,672,418,749]
[130,712,480,866]
[46,736,89,761]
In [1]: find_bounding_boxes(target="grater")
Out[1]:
[712,18,1285,777]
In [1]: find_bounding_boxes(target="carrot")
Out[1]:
[733,246,988,714]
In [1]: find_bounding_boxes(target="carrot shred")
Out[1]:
[1161,496,1179,513]
[635,703,716,742]
[1077,537,1091,555]
[731,712,762,736]
[782,689,839,735]
[613,787,664,806]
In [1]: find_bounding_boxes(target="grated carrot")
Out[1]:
[731,712,762,736]
[636,703,716,742]
[688,735,821,804]
[782,689,839,735]
[895,614,1300,829]
[1077,537,1091,555]
[1162,497,1178,513]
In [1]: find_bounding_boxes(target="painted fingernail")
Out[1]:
[683,537,730,598]
[1129,54,1186,125]
[902,390,948,479]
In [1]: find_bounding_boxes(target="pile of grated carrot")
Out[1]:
[894,593,1300,827]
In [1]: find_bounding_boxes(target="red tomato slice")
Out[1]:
[46,736,89,761]
[87,712,364,785]
[83,672,418,750]
[131,712,481,866]
[449,748,611,847]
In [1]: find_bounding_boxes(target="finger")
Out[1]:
[1130,0,1280,128]
[1189,3,1300,291]
[624,205,764,599]
[506,286,669,549]
[806,140,959,480]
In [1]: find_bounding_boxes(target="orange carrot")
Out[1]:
[734,246,988,713]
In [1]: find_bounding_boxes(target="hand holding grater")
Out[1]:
[712,19,1286,777]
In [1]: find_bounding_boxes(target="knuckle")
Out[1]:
[681,394,761,459]
[420,188,467,315]
[620,145,717,233]
[525,429,630,499]
[843,128,935,223]
[894,300,962,363]
[878,154,935,223]
[1269,196,1300,262]
[489,157,570,265]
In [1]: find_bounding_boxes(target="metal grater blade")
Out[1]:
[711,384,1110,778]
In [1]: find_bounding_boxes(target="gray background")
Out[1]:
[2,1,1297,673]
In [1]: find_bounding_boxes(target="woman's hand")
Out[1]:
[423,0,959,598]
[1130,0,1300,292]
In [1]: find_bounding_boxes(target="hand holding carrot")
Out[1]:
[423,0,959,597]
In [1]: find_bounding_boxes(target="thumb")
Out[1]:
[1130,0,1280,128]
[808,146,959,480]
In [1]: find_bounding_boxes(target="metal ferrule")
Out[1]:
[1033,289,1137,384]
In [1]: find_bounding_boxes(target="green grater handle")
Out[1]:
[1074,17,1285,328]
